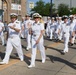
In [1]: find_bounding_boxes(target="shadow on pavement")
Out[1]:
[47,55,76,70]
[69,46,76,50]
[24,55,31,65]
[14,53,31,65]
[44,46,62,54]
[22,45,26,50]
[0,52,5,60]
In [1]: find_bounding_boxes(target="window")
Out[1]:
[12,0,15,3]
[12,0,21,4]
[17,0,21,4]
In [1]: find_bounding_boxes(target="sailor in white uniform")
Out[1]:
[60,16,70,54]
[0,20,5,45]
[0,13,24,64]
[49,17,56,40]
[45,17,51,37]
[28,13,46,68]
[69,15,76,46]
[23,14,33,50]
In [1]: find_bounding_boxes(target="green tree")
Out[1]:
[71,8,76,14]
[58,4,70,16]
[31,0,56,16]
[43,3,50,16]
[31,0,45,16]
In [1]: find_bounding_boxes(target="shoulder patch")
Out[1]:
[38,23,40,25]
[16,22,19,24]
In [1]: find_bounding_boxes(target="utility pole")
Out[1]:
[70,0,72,9]
[50,0,52,18]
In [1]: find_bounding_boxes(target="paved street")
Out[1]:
[0,36,76,75]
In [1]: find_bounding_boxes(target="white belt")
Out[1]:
[32,34,37,37]
[9,36,14,39]
[9,36,19,39]
[32,34,40,37]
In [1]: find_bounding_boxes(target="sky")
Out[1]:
[28,0,50,3]
[28,0,50,4]
[27,0,54,13]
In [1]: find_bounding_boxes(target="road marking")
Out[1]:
[0,42,61,71]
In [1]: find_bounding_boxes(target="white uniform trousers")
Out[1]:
[0,32,5,45]
[50,30,53,39]
[21,30,25,38]
[70,31,75,44]
[46,27,49,37]
[58,32,62,40]
[27,33,31,48]
[3,36,24,63]
[25,29,31,49]
[30,37,46,65]
[63,33,70,52]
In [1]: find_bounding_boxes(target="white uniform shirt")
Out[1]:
[73,25,76,31]
[61,22,70,35]
[24,19,33,29]
[8,20,21,37]
[32,21,44,40]
[0,22,4,35]
[49,22,56,32]
[69,20,76,32]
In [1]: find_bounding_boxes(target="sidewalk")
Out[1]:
[0,39,76,75]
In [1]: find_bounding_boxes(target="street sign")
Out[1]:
[29,2,34,9]
[11,4,21,10]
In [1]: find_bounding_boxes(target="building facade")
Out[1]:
[0,0,27,23]
[54,0,76,9]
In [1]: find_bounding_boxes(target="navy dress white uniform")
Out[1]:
[20,17,25,38]
[45,17,51,37]
[61,16,70,54]
[72,24,76,35]
[69,15,76,45]
[0,13,24,64]
[49,17,56,40]
[28,13,46,68]
[55,17,63,41]
[23,14,33,50]
[0,21,5,45]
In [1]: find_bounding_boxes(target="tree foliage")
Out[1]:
[71,8,76,14]
[31,0,56,16]
[58,4,70,16]
[31,0,45,16]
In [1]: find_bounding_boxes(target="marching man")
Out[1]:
[0,20,5,45]
[0,13,24,64]
[28,13,46,68]
[23,14,33,50]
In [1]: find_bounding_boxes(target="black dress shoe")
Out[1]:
[68,43,74,46]
[50,39,52,41]
[61,51,65,55]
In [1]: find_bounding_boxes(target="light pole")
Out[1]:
[70,0,72,9]
[50,0,52,18]
[70,0,72,14]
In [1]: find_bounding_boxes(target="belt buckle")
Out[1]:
[64,32,66,34]
[33,34,36,36]
[10,36,13,39]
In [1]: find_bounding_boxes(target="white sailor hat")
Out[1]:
[69,15,74,18]
[51,17,55,20]
[39,15,42,19]
[62,15,68,19]
[47,17,50,19]
[59,17,61,18]
[10,13,18,18]
[33,13,39,16]
[32,13,41,18]
[25,13,30,17]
